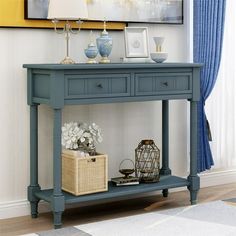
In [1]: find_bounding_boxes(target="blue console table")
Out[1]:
[23,63,202,228]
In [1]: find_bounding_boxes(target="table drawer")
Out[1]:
[65,74,131,98]
[135,73,192,96]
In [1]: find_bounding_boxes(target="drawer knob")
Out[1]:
[97,83,103,88]
[162,82,168,86]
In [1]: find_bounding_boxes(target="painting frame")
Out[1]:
[24,0,184,25]
[124,27,149,58]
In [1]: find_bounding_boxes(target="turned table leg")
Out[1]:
[52,109,65,228]
[28,104,41,218]
[160,100,172,198]
[188,101,200,205]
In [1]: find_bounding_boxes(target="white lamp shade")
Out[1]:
[47,0,88,20]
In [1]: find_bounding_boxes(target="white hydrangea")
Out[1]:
[61,122,103,152]
[61,122,84,150]
[89,123,103,143]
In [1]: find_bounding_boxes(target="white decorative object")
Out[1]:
[124,27,149,58]
[150,36,168,63]
[61,122,103,155]
[47,0,88,64]
[150,52,168,63]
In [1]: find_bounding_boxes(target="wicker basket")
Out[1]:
[62,149,108,196]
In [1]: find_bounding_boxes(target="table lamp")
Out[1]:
[47,0,88,64]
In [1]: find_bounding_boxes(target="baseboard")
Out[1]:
[1,169,236,220]
[199,169,236,188]
[169,169,236,193]
[0,200,50,220]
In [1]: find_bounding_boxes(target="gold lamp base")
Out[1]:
[51,20,83,65]
[87,58,97,64]
[99,56,110,63]
[60,56,76,64]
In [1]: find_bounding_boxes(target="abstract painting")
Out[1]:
[87,0,183,24]
[25,0,183,24]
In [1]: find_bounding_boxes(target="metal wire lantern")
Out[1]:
[135,140,160,183]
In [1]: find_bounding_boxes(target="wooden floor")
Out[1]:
[1,183,236,236]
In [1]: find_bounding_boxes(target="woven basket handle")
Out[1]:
[119,159,135,171]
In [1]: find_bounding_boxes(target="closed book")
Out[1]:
[111,177,139,186]
[115,181,139,186]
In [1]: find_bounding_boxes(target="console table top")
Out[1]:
[23,62,203,70]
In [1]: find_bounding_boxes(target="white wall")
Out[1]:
[0,3,192,218]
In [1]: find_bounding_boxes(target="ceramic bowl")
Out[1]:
[150,52,168,63]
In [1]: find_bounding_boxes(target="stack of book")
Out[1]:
[111,176,139,186]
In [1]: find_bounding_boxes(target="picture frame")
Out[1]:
[124,27,149,58]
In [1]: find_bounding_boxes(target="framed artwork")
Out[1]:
[24,0,183,24]
[125,27,149,58]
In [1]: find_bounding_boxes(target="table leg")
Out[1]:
[28,105,41,218]
[52,109,65,229]
[188,101,200,205]
[160,100,172,197]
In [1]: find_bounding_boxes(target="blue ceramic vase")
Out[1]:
[84,42,98,64]
[96,29,112,63]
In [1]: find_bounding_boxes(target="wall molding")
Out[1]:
[1,169,236,219]
[199,169,236,188]
[0,199,50,220]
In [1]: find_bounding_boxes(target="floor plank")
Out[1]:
[0,183,236,236]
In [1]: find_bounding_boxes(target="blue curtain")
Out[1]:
[193,0,226,172]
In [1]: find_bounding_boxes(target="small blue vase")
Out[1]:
[96,29,113,63]
[84,42,98,64]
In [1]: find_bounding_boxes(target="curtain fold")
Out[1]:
[193,0,226,172]
[205,0,236,169]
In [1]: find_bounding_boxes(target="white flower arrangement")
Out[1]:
[61,122,103,155]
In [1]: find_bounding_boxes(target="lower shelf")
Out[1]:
[35,175,189,205]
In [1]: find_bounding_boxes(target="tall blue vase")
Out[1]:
[96,29,112,63]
